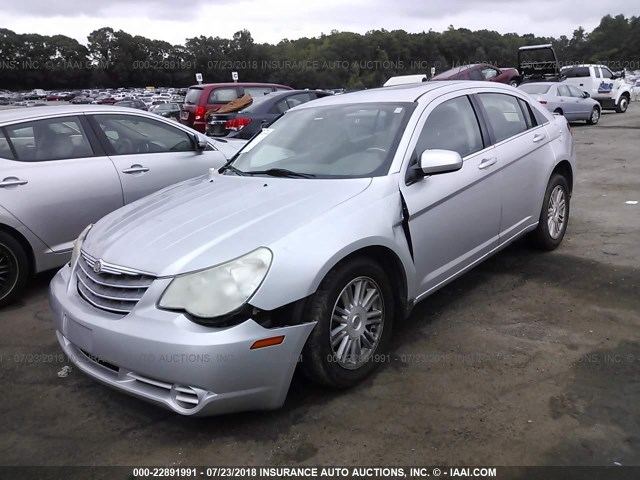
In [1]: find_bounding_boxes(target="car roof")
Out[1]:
[187,82,290,89]
[292,80,509,108]
[520,82,558,87]
[0,105,169,125]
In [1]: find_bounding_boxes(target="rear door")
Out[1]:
[89,113,226,204]
[0,115,123,252]
[556,85,579,120]
[400,93,501,296]
[476,92,556,241]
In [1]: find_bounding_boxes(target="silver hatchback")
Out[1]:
[0,105,244,306]
[50,82,576,416]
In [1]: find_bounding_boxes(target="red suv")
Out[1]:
[180,83,292,132]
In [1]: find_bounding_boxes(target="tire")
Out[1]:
[301,257,395,388]
[0,232,30,308]
[528,174,570,251]
[586,106,600,125]
[509,80,519,88]
[554,108,563,116]
[615,94,629,113]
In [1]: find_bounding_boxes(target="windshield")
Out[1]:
[519,84,552,94]
[227,102,415,178]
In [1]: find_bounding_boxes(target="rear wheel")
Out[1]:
[554,108,563,116]
[0,232,29,308]
[528,174,570,251]
[509,79,519,87]
[586,106,600,125]
[615,94,629,113]
[301,257,394,388]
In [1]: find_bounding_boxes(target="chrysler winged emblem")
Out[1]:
[93,260,103,274]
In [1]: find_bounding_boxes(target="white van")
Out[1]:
[383,74,428,87]
[561,65,631,113]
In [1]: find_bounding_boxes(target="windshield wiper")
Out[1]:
[243,168,315,178]
[219,164,246,176]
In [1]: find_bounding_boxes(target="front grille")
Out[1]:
[76,253,155,315]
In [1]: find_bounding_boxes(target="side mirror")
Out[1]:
[193,133,207,151]
[419,149,463,175]
[582,91,590,98]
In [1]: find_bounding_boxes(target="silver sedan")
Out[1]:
[50,81,576,416]
[519,82,601,124]
[0,105,244,306]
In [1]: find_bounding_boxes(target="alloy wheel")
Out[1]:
[0,243,19,301]
[547,185,566,239]
[329,276,385,369]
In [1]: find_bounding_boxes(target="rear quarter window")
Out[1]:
[184,88,202,105]
[208,88,240,104]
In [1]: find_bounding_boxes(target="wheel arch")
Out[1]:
[318,245,411,321]
[552,160,574,196]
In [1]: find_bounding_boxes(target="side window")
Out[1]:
[595,68,602,78]
[275,87,290,92]
[563,66,590,78]
[286,93,313,108]
[0,130,15,160]
[93,114,195,155]
[415,96,484,158]
[601,68,613,79]
[5,117,93,162]
[244,87,273,98]
[208,88,240,103]
[478,93,529,143]
[467,69,484,81]
[568,85,585,98]
[517,98,536,129]
[481,68,499,79]
[557,85,571,97]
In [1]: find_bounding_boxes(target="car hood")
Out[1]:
[82,174,372,277]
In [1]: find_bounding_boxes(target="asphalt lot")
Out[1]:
[0,104,639,468]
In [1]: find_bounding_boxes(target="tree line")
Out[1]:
[0,14,638,91]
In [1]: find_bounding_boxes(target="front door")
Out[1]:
[400,94,502,296]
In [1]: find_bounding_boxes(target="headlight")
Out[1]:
[158,248,272,319]
[70,224,93,267]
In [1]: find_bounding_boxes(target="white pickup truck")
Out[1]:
[561,65,632,113]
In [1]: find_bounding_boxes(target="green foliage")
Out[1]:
[0,14,638,90]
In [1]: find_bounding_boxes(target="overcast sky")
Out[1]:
[2,0,634,45]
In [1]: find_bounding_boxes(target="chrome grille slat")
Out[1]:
[78,257,154,289]
[77,270,145,302]
[76,253,155,315]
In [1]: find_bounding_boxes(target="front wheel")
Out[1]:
[528,174,570,250]
[0,232,30,308]
[301,257,395,388]
[586,106,600,125]
[615,95,629,113]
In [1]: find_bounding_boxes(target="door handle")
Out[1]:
[533,133,546,143]
[478,157,497,170]
[122,165,150,174]
[0,177,28,188]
